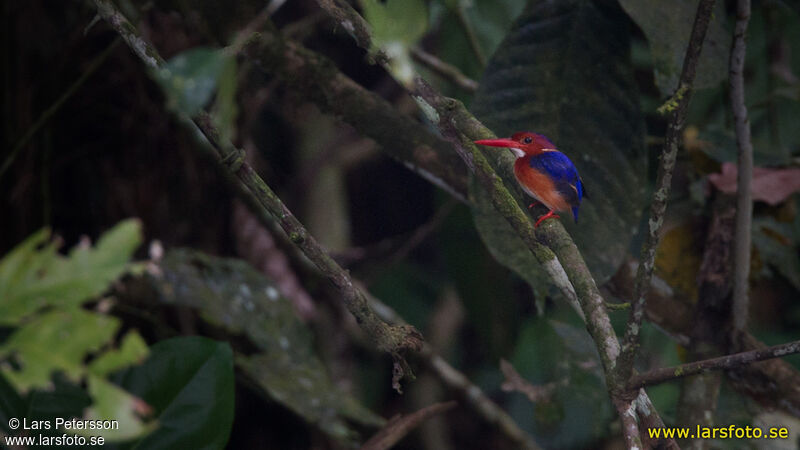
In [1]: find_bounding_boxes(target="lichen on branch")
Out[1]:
[92,0,423,381]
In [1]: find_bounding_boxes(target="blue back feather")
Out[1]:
[528,151,584,222]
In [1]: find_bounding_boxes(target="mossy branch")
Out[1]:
[616,0,718,385]
[92,0,423,376]
[313,0,387,64]
[412,78,669,448]
[243,23,469,201]
[368,294,543,450]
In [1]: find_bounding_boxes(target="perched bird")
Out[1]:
[475,132,585,228]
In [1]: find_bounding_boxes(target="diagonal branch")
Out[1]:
[92,0,422,374]
[361,401,457,450]
[369,295,543,450]
[244,24,469,201]
[629,339,800,390]
[412,78,648,449]
[616,0,718,383]
[412,79,585,323]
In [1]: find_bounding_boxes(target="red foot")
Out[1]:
[534,210,560,228]
[528,201,541,209]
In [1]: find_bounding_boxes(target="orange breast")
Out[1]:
[513,158,569,212]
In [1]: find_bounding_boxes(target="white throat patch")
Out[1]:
[509,147,525,158]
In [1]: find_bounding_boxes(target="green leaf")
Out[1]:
[0,228,52,294]
[0,309,120,391]
[471,0,647,285]
[471,177,553,302]
[360,0,427,46]
[156,47,229,116]
[359,0,427,85]
[0,219,143,324]
[508,318,611,447]
[618,0,730,96]
[84,376,155,441]
[431,0,527,84]
[113,336,234,450]
[147,249,385,443]
[89,330,149,377]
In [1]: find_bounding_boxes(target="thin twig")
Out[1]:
[730,0,753,333]
[629,339,800,390]
[411,47,478,92]
[499,359,559,403]
[361,401,457,450]
[1,38,120,181]
[368,295,543,450]
[92,0,423,378]
[616,0,718,383]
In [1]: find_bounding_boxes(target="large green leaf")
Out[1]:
[84,375,156,441]
[508,318,612,447]
[471,0,647,286]
[0,219,143,324]
[145,249,384,443]
[0,220,149,442]
[431,0,527,87]
[618,0,730,96]
[113,336,234,450]
[0,309,120,391]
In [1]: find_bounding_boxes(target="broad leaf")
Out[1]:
[84,376,156,441]
[471,0,647,286]
[432,0,527,84]
[619,0,730,96]
[89,330,149,377]
[0,309,119,391]
[113,336,234,450]
[146,249,384,443]
[0,219,143,324]
[508,318,611,447]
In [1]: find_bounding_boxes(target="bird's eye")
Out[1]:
[523,136,533,144]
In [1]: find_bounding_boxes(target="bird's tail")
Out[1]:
[572,206,579,223]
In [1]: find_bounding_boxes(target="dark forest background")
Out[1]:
[2,0,800,449]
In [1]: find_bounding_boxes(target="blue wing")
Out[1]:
[529,151,584,222]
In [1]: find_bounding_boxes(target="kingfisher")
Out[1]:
[475,132,585,228]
